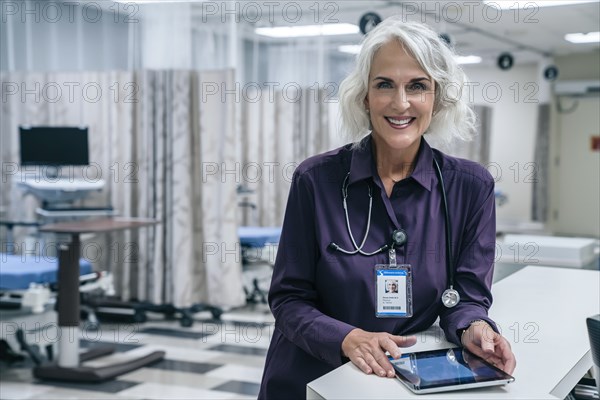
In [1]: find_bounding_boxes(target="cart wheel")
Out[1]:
[180,316,193,327]
[210,308,222,320]
[133,310,147,323]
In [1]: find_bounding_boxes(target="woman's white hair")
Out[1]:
[338,17,476,149]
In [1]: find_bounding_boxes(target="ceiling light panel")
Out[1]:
[256,23,360,38]
[565,31,600,43]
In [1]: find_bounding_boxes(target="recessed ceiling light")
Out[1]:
[483,0,597,9]
[456,55,482,65]
[338,45,362,54]
[256,23,360,38]
[565,32,600,44]
[112,0,200,3]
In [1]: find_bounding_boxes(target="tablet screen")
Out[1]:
[390,348,514,393]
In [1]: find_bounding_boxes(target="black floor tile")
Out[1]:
[212,380,261,396]
[34,379,140,393]
[80,340,142,353]
[147,359,222,374]
[140,327,212,340]
[202,319,271,329]
[207,344,267,357]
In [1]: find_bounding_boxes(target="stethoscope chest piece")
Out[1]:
[441,288,460,308]
[391,229,407,247]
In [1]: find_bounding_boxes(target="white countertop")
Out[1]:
[307,266,600,399]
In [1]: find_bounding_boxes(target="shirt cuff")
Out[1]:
[313,319,357,367]
[444,314,499,346]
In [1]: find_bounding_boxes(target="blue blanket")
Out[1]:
[0,254,93,290]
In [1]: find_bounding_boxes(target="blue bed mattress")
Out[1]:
[0,254,93,290]
[238,227,282,248]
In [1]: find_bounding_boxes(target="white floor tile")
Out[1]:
[0,381,52,400]
[205,364,264,384]
[198,323,273,348]
[116,382,251,400]
[29,387,127,400]
[206,352,267,369]
[120,367,228,389]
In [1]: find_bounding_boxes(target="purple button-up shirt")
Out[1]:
[259,136,497,399]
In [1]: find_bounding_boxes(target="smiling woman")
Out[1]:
[258,17,515,400]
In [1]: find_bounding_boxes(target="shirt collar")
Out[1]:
[411,139,436,192]
[348,135,436,192]
[347,135,373,185]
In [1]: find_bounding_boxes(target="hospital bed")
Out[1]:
[238,226,281,304]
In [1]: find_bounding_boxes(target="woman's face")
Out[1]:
[364,40,435,155]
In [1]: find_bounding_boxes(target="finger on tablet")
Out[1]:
[381,337,402,359]
[390,334,417,348]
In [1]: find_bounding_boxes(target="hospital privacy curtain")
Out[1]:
[0,70,245,309]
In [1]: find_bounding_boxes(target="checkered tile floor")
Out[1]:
[0,305,274,399]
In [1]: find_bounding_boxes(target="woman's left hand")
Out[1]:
[460,321,516,374]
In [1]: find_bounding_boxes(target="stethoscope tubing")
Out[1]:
[433,157,455,291]
[338,174,385,256]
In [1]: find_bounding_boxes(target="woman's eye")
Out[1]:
[407,82,427,92]
[376,81,393,89]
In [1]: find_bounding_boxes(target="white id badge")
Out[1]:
[375,264,413,318]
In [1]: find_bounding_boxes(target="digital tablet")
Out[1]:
[389,347,515,394]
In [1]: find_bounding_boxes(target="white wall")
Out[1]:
[549,51,600,237]
[553,97,600,237]
[140,4,193,69]
[462,64,540,224]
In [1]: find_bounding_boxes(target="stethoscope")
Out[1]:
[328,157,460,308]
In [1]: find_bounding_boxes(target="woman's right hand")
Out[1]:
[341,328,417,378]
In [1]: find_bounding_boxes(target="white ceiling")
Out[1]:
[189,0,600,66]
